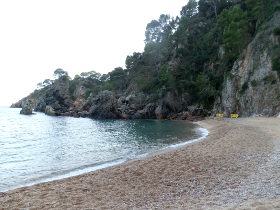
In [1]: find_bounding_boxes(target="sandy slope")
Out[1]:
[0,118,280,209]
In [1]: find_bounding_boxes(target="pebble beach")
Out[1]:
[1,117,280,209]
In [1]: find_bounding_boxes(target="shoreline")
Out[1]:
[1,117,280,209]
[0,121,209,193]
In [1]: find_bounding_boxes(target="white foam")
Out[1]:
[3,159,126,192]
[168,127,209,148]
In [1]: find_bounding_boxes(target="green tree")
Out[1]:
[218,5,249,63]
[53,68,69,79]
[107,67,127,91]
[125,52,142,71]
[180,0,198,18]
[158,65,175,90]
[80,71,101,80]
[193,74,217,109]
[145,14,173,44]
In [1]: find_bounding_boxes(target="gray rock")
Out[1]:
[155,103,168,119]
[34,97,46,112]
[125,93,147,110]
[45,106,56,116]
[187,105,208,117]
[162,91,182,112]
[215,11,280,117]
[117,96,126,107]
[88,90,118,119]
[137,103,157,119]
[78,111,89,118]
[20,99,33,115]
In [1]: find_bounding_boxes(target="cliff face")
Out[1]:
[12,3,280,119]
[214,12,280,117]
[34,76,72,113]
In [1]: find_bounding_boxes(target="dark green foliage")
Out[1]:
[250,80,258,87]
[274,27,280,36]
[53,68,68,79]
[218,5,249,63]
[193,74,217,109]
[241,82,249,94]
[69,79,79,100]
[84,89,93,99]
[181,0,198,18]
[246,0,277,33]
[158,65,175,90]
[272,58,280,75]
[37,0,279,111]
[125,52,142,71]
[107,67,127,91]
[263,74,277,84]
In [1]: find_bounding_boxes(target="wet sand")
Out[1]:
[1,118,280,209]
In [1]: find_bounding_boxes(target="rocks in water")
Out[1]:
[45,106,57,116]
[11,101,22,108]
[20,100,33,115]
[13,72,209,120]
[34,97,46,112]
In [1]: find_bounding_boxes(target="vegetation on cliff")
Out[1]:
[13,0,280,118]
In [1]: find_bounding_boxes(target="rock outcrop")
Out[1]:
[20,99,33,115]
[88,90,119,119]
[34,76,72,115]
[214,12,280,117]
[10,4,280,120]
[45,106,56,116]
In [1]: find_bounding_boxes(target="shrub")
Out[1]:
[274,27,280,36]
[272,58,280,76]
[84,89,92,99]
[250,80,258,87]
[240,82,249,94]
[263,74,276,84]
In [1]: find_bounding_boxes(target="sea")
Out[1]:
[0,107,208,192]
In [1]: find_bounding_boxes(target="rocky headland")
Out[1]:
[12,2,280,120]
[12,74,208,120]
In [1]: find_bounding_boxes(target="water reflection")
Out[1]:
[0,108,201,191]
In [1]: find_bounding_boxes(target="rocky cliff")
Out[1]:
[12,2,280,119]
[214,11,280,117]
[12,75,207,120]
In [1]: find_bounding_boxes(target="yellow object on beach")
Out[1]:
[216,113,224,118]
[231,114,239,118]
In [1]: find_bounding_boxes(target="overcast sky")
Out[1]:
[0,0,187,106]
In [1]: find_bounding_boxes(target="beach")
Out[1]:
[1,117,280,209]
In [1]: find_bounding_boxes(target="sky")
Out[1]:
[0,0,187,106]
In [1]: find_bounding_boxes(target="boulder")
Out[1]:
[88,90,118,119]
[187,105,209,117]
[20,100,33,115]
[123,93,147,110]
[162,91,182,112]
[155,104,169,119]
[34,97,46,112]
[117,96,126,107]
[137,103,157,119]
[45,106,57,116]
[78,111,89,118]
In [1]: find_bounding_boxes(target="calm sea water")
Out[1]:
[0,107,207,192]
